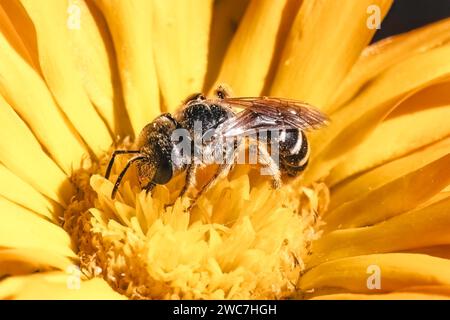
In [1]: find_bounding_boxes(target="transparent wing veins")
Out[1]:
[212,97,329,138]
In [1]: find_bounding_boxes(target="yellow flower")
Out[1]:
[0,0,449,300]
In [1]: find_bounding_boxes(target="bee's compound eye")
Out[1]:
[184,93,205,104]
[152,158,173,185]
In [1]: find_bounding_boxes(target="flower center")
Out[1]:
[62,140,329,299]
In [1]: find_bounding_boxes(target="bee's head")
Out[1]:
[135,114,181,187]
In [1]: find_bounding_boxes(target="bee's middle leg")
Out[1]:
[188,149,237,211]
[164,164,197,208]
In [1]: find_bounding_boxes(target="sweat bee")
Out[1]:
[105,85,328,205]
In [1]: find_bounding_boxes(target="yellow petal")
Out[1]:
[0,248,73,277]
[305,45,450,183]
[68,0,131,137]
[0,95,73,205]
[0,164,62,220]
[0,2,36,71]
[270,0,393,110]
[402,245,450,260]
[327,82,450,186]
[414,187,450,215]
[93,0,160,136]
[0,28,87,174]
[329,18,450,111]
[212,0,301,96]
[310,196,450,266]
[314,287,450,300]
[0,272,125,299]
[203,0,250,90]
[0,0,41,74]
[322,154,450,231]
[300,253,450,293]
[152,0,212,111]
[329,137,450,211]
[0,197,75,258]
[20,0,112,154]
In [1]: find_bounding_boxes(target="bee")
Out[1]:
[105,85,328,205]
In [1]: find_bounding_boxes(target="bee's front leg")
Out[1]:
[178,163,197,199]
[143,182,156,195]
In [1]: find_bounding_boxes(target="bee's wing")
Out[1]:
[214,97,329,138]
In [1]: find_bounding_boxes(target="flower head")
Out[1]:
[0,0,450,300]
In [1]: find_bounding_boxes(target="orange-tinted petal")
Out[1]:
[93,0,160,136]
[152,0,212,111]
[0,197,75,258]
[212,0,301,96]
[313,286,450,300]
[68,0,131,136]
[0,95,73,204]
[323,154,450,231]
[203,0,250,90]
[305,45,450,183]
[0,29,88,174]
[0,248,73,277]
[329,137,450,210]
[327,82,450,186]
[20,0,113,154]
[270,0,393,111]
[310,196,450,266]
[0,272,125,299]
[329,18,450,111]
[300,253,450,293]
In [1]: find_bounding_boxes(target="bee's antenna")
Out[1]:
[105,150,141,179]
[111,155,146,199]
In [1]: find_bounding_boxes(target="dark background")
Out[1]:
[373,0,450,42]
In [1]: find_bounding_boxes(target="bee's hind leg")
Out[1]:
[187,163,233,212]
[255,139,282,189]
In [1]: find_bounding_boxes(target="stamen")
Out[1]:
[63,140,329,299]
